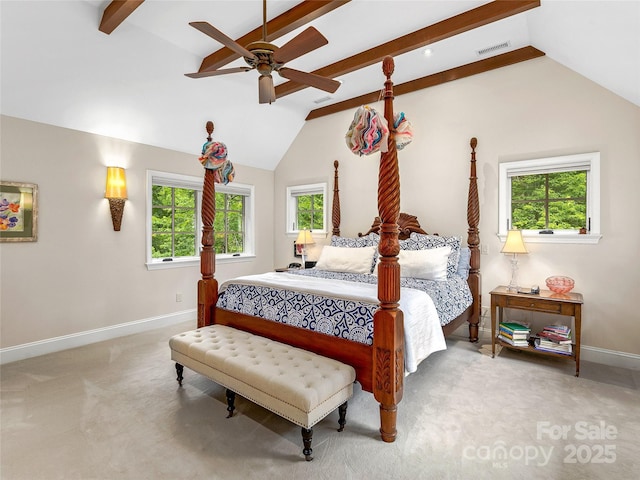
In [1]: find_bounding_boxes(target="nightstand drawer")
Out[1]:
[506,296,563,313]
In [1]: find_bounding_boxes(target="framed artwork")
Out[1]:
[293,241,303,258]
[0,181,38,242]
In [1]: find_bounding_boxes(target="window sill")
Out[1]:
[216,254,255,264]
[146,254,256,270]
[146,257,200,271]
[497,233,602,245]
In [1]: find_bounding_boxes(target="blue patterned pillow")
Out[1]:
[457,247,471,279]
[332,234,371,248]
[399,233,461,278]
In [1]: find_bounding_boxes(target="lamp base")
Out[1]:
[108,198,125,231]
[507,254,519,292]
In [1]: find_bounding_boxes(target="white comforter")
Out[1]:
[219,272,446,373]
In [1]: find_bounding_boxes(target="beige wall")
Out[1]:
[0,116,274,348]
[275,57,640,356]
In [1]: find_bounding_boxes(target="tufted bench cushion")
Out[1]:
[169,324,356,430]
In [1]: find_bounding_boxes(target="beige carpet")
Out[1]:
[1,321,639,480]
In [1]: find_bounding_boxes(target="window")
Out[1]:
[146,170,255,270]
[286,183,327,234]
[498,152,601,244]
[214,184,255,255]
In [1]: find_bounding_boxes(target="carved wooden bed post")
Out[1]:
[332,160,340,237]
[466,137,480,342]
[198,121,218,328]
[373,56,404,443]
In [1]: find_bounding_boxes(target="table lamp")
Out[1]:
[501,229,528,291]
[295,230,315,269]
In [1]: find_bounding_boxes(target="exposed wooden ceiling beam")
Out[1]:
[99,0,145,35]
[198,0,351,73]
[305,46,545,120]
[277,0,541,99]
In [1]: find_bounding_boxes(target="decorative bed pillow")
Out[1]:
[330,233,379,272]
[373,246,451,281]
[331,233,379,248]
[315,245,377,274]
[398,246,451,281]
[457,247,471,279]
[399,233,461,278]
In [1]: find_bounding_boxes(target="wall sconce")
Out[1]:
[295,229,315,269]
[501,229,528,291]
[105,166,127,231]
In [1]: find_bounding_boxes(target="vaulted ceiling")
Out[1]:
[1,1,638,170]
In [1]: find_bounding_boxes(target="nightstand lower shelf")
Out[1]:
[495,338,576,360]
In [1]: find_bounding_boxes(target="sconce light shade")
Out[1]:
[105,167,127,231]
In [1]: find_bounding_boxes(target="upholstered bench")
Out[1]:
[169,324,356,461]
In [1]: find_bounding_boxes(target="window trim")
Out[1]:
[146,170,255,270]
[286,182,328,235]
[498,152,602,244]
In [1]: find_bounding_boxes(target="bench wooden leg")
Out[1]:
[301,427,313,461]
[225,389,236,418]
[175,363,184,386]
[338,401,348,432]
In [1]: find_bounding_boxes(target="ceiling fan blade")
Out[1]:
[258,75,276,104]
[277,67,340,94]
[185,66,253,79]
[273,26,328,64]
[189,21,257,61]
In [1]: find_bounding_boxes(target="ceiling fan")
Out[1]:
[185,0,341,104]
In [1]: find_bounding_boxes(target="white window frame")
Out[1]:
[286,182,328,235]
[146,170,255,270]
[498,152,601,244]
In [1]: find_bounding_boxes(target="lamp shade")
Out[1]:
[501,229,528,254]
[295,229,314,246]
[105,167,127,199]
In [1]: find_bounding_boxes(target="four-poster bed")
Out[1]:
[195,56,480,443]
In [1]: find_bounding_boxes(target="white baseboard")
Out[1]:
[471,325,640,371]
[0,310,196,365]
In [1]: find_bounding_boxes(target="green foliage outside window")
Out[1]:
[151,186,196,258]
[213,192,245,254]
[151,185,245,258]
[511,171,587,230]
[296,194,324,231]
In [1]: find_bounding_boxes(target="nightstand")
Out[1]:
[490,286,584,376]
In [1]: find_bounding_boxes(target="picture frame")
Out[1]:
[0,181,38,242]
[293,241,303,258]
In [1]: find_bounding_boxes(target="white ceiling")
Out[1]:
[1,1,638,171]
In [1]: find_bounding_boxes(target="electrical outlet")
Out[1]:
[481,244,489,255]
[176,293,183,303]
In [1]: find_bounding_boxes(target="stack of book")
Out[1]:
[531,324,573,355]
[498,322,530,347]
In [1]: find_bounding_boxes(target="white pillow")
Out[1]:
[315,245,377,274]
[374,246,451,281]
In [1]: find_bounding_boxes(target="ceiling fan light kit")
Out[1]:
[186,1,340,104]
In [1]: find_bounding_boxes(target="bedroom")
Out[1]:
[1,1,639,478]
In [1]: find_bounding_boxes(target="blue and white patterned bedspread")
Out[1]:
[216,271,469,372]
[287,269,473,326]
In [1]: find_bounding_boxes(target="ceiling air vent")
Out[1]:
[476,41,511,56]
[313,95,333,104]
